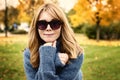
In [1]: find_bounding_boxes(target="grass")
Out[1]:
[0,34,120,80]
[0,34,27,80]
[82,45,120,80]
[0,43,26,80]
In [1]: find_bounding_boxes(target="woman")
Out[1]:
[23,3,84,80]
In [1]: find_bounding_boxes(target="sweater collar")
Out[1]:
[56,39,61,52]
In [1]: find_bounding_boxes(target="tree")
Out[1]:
[68,0,120,41]
[0,0,19,37]
[17,0,59,23]
[17,0,44,23]
[7,7,19,26]
[68,0,91,27]
[0,10,4,23]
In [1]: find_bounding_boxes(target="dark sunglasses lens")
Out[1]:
[37,21,47,30]
[50,20,62,30]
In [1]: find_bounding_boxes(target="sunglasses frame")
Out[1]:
[36,19,63,30]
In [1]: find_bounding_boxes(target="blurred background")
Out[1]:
[0,0,120,80]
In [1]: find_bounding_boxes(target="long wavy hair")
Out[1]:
[28,3,83,68]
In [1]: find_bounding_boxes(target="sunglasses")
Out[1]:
[36,19,63,30]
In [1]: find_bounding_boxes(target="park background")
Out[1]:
[0,0,120,80]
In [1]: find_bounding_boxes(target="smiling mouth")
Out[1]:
[44,34,54,36]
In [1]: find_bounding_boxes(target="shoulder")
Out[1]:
[76,53,84,63]
[23,48,30,60]
[78,53,84,60]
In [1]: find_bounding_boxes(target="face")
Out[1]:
[37,11,61,43]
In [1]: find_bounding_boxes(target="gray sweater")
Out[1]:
[23,45,84,80]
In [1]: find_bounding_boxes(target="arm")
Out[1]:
[24,47,84,80]
[23,48,38,80]
[36,46,58,80]
[23,46,59,80]
[38,46,84,80]
[55,52,84,80]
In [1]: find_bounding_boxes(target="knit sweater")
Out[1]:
[23,45,84,80]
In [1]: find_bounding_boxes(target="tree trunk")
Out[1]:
[95,12,101,42]
[4,0,8,37]
[96,25,100,42]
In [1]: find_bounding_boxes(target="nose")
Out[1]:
[46,24,52,31]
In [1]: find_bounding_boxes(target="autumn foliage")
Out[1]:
[68,0,120,27]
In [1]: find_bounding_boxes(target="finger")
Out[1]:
[58,53,69,64]
[59,53,69,59]
[44,42,53,46]
[58,54,65,64]
[64,53,69,60]
[60,58,68,65]
[52,40,56,47]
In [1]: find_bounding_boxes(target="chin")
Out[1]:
[44,39,56,43]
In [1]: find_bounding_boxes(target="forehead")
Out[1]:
[38,11,55,21]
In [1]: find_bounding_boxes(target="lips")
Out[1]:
[44,33,54,36]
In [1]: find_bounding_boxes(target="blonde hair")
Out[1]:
[28,3,83,68]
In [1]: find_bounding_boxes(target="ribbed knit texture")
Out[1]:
[23,44,84,80]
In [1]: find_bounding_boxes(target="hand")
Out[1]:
[43,41,56,47]
[58,53,69,65]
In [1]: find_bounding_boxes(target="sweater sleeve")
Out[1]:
[23,48,38,80]
[23,46,84,80]
[23,46,59,80]
[36,46,59,80]
[55,53,84,80]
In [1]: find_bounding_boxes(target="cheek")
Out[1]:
[38,29,61,42]
[38,30,43,37]
[56,28,61,38]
